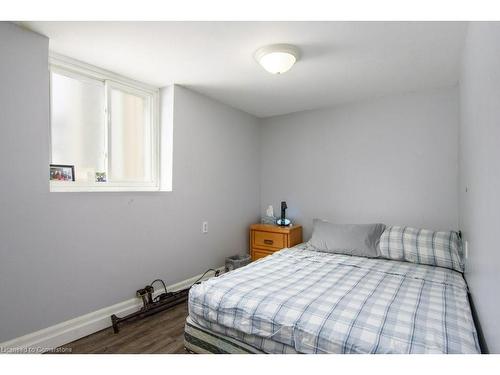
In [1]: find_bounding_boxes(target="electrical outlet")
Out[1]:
[202,221,208,233]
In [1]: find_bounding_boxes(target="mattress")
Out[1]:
[188,242,480,354]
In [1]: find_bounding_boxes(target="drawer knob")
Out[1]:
[264,239,274,245]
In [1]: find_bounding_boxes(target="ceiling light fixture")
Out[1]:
[254,44,300,75]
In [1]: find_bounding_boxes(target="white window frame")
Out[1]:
[49,53,161,192]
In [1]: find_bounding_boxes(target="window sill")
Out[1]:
[49,181,170,193]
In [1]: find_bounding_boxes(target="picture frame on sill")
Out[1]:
[49,164,75,181]
[95,172,107,183]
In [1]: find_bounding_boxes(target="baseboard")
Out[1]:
[0,266,224,354]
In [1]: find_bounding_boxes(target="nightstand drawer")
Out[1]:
[251,248,274,260]
[250,224,302,261]
[253,231,285,249]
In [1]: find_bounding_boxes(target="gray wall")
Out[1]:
[260,87,460,239]
[459,22,500,354]
[0,23,260,342]
[4,21,497,353]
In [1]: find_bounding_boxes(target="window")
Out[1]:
[49,54,160,192]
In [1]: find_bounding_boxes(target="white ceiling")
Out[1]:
[22,21,467,118]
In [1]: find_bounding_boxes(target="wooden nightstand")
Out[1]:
[250,224,303,261]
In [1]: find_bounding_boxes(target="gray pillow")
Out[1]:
[309,220,386,258]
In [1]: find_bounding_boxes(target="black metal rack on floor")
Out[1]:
[110,270,220,333]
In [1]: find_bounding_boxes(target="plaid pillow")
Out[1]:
[379,226,463,272]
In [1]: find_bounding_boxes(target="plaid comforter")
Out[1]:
[188,243,480,354]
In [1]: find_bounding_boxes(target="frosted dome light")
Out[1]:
[255,44,300,74]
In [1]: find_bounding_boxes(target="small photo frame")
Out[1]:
[50,164,75,181]
[95,172,107,183]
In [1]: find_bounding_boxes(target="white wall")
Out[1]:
[459,22,500,354]
[260,87,460,239]
[0,23,260,342]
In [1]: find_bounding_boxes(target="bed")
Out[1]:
[185,240,480,354]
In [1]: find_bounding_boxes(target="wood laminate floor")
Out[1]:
[56,302,189,354]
